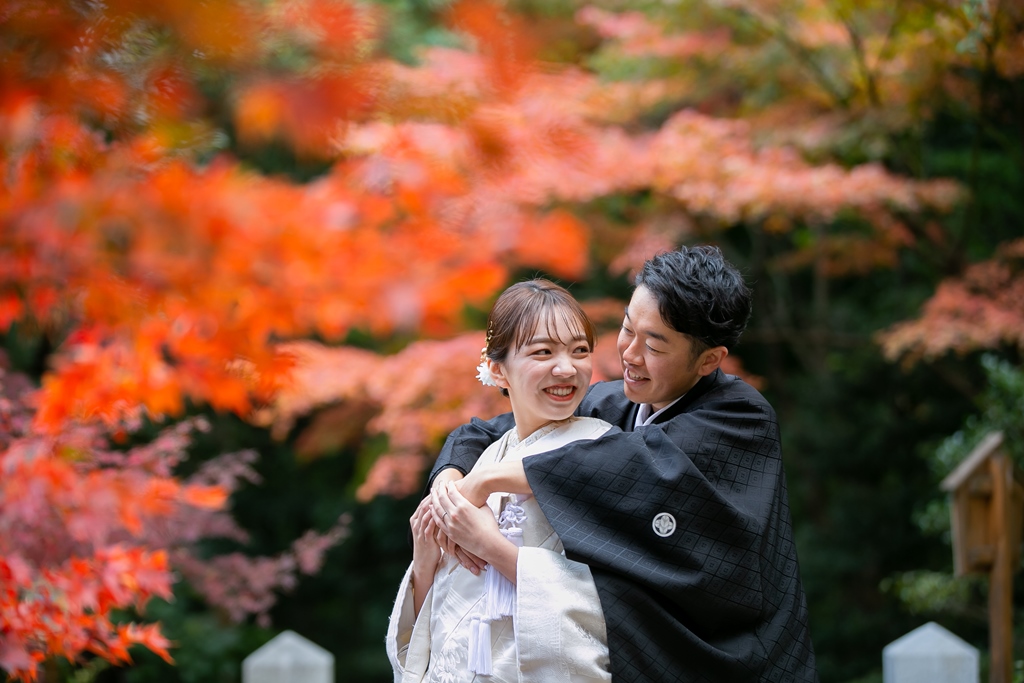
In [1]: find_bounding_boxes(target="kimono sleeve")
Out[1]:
[385,564,432,683]
[515,547,611,683]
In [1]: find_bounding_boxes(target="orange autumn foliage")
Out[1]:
[879,239,1024,364]
[0,0,587,676]
[4,0,1011,676]
[258,336,511,500]
[0,368,202,678]
[1,361,349,680]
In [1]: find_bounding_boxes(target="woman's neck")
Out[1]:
[514,417,569,442]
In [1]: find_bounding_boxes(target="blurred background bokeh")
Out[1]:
[2,0,1023,681]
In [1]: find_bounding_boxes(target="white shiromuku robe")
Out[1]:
[387,416,613,683]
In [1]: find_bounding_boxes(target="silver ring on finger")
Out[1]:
[442,511,450,521]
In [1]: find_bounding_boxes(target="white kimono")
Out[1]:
[387,417,613,683]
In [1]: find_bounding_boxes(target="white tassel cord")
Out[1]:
[467,496,527,676]
[484,528,522,619]
[468,617,493,675]
[468,616,479,663]
[476,619,492,675]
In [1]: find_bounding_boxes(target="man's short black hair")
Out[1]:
[634,245,752,355]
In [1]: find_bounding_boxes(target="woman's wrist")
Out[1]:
[460,470,489,507]
[479,534,519,584]
[412,561,436,587]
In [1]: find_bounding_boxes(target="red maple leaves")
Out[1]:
[2,0,1014,677]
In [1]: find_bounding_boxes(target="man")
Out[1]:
[430,246,817,682]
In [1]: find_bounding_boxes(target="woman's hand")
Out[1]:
[410,497,441,617]
[411,497,441,574]
[430,467,465,494]
[428,479,487,581]
[432,481,504,562]
[459,461,530,507]
[430,469,467,557]
[433,482,519,584]
[457,468,490,508]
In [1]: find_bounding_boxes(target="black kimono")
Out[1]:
[429,369,818,683]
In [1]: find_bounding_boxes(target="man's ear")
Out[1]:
[489,359,511,390]
[697,346,728,377]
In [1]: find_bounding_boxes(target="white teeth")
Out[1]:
[627,371,645,381]
[547,387,573,396]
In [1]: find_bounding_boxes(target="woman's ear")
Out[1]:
[488,359,511,390]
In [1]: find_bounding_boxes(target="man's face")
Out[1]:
[616,286,710,410]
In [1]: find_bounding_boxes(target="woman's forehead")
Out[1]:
[519,307,587,345]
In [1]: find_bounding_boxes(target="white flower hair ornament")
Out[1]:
[476,348,499,387]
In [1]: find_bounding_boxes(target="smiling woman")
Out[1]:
[482,281,595,439]
[386,279,616,683]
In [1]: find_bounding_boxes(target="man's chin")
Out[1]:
[621,381,646,404]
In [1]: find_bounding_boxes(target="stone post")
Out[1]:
[882,622,979,683]
[242,630,333,683]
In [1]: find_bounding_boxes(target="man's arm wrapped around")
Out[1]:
[427,382,635,491]
[427,413,515,489]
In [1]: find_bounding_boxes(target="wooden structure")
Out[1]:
[941,432,1024,683]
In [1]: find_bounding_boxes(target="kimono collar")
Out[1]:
[628,368,723,429]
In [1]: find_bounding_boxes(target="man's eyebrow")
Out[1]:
[623,306,669,343]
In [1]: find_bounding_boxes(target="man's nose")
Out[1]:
[621,337,642,365]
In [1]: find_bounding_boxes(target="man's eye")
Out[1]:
[646,344,661,353]
[621,325,634,335]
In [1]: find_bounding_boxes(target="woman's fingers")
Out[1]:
[446,481,469,506]
[452,547,482,575]
[455,546,487,574]
[429,489,459,558]
[411,497,432,537]
[431,468,465,495]
[430,484,451,529]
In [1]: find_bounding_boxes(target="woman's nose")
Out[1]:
[552,355,577,376]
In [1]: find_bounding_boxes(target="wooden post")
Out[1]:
[988,453,1013,683]
[940,431,1023,683]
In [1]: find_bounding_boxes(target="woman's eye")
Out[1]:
[575,345,591,354]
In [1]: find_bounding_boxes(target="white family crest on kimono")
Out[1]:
[386,417,614,683]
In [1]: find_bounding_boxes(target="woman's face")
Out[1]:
[490,311,593,440]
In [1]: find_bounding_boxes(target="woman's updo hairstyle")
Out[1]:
[482,279,595,396]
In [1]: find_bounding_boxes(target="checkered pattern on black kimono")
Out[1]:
[431,370,818,683]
